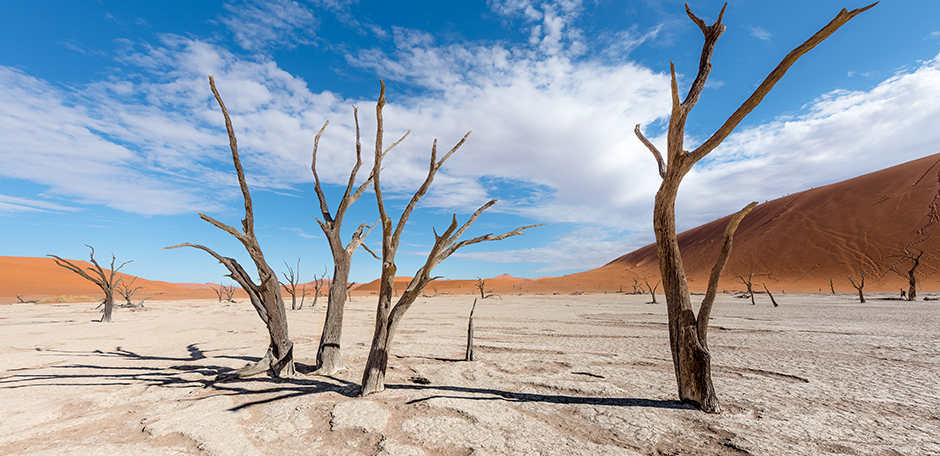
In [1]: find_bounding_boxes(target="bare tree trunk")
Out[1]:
[762,283,779,307]
[642,274,660,303]
[830,277,836,294]
[361,81,539,395]
[48,245,130,323]
[466,298,477,361]
[848,271,866,303]
[634,3,872,412]
[164,76,294,379]
[309,109,405,376]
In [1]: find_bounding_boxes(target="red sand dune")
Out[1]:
[565,153,940,294]
[0,257,226,303]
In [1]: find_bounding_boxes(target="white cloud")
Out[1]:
[676,52,940,229]
[454,226,649,273]
[221,0,318,51]
[749,26,772,42]
[0,194,80,215]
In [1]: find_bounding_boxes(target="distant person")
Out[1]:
[900,289,907,299]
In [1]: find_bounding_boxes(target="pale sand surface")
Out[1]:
[1,294,938,455]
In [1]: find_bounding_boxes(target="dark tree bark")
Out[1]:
[893,250,924,301]
[361,81,541,395]
[734,270,757,305]
[48,245,130,323]
[309,107,408,376]
[762,283,779,307]
[164,76,294,379]
[642,273,661,303]
[830,277,836,294]
[634,3,873,412]
[848,271,866,303]
[466,298,477,361]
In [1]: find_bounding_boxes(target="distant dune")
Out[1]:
[6,154,940,303]
[0,257,223,303]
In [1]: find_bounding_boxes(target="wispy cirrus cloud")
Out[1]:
[221,0,319,51]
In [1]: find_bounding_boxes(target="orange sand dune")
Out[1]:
[0,256,227,303]
[574,153,940,294]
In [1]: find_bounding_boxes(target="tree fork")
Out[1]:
[634,2,873,412]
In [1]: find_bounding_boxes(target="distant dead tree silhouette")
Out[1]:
[733,270,760,305]
[281,258,303,310]
[310,264,328,309]
[360,81,540,395]
[892,250,924,301]
[848,270,867,303]
[633,3,873,412]
[641,273,661,303]
[214,283,236,303]
[164,76,294,380]
[830,277,836,294]
[475,277,499,299]
[116,276,146,308]
[48,245,130,323]
[309,106,407,376]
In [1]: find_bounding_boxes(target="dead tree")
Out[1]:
[642,273,661,303]
[848,270,867,303]
[474,276,500,299]
[310,264,328,308]
[466,299,478,361]
[830,277,836,294]
[116,276,145,307]
[893,250,925,301]
[762,283,779,307]
[48,246,130,323]
[214,283,236,303]
[734,270,757,305]
[164,76,294,379]
[633,3,873,412]
[309,106,408,376]
[361,81,540,395]
[281,258,302,310]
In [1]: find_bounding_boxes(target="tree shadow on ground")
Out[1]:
[390,383,691,410]
[0,344,358,408]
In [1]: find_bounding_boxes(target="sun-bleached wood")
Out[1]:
[163,75,294,379]
[309,107,408,376]
[634,2,874,412]
[360,80,541,396]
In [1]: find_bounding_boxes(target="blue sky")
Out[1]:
[2,0,939,285]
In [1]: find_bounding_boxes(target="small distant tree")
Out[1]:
[310,264,328,308]
[892,250,924,301]
[213,283,237,303]
[361,81,540,395]
[475,276,500,299]
[116,276,145,307]
[847,270,867,303]
[830,277,836,294]
[733,270,757,305]
[281,258,303,310]
[165,76,294,379]
[642,273,661,304]
[48,245,130,323]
